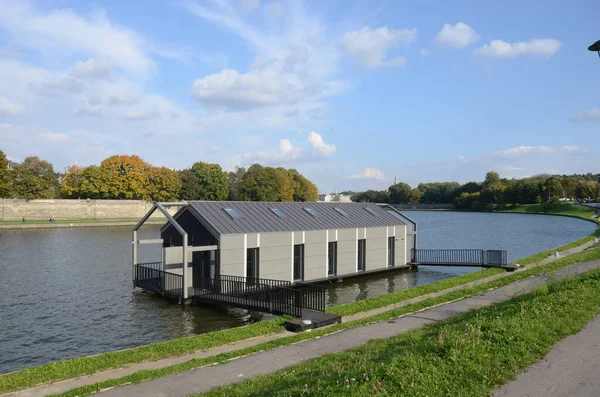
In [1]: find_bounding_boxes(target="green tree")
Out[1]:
[99,155,151,199]
[148,167,181,201]
[241,164,290,201]
[59,165,84,198]
[178,169,199,200]
[79,165,108,199]
[388,182,412,204]
[480,171,502,206]
[461,181,481,194]
[288,169,318,202]
[191,162,229,200]
[408,188,422,204]
[544,177,564,200]
[228,167,246,200]
[560,177,577,200]
[11,156,56,199]
[0,150,10,198]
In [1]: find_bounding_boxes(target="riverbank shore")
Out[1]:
[2,229,599,396]
[0,219,165,229]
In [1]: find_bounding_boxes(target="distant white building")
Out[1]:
[318,193,352,203]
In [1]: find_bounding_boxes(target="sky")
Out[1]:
[0,0,598,193]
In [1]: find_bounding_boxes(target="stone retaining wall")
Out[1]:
[0,199,176,221]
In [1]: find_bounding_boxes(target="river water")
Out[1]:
[0,211,595,374]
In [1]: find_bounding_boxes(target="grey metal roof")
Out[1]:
[184,201,407,237]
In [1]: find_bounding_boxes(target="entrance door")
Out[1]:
[193,250,217,290]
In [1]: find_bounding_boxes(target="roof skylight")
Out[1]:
[304,207,319,217]
[364,207,378,216]
[334,207,348,217]
[223,208,241,218]
[270,208,286,217]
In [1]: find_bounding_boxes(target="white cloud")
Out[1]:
[350,168,386,180]
[266,2,285,18]
[39,132,71,144]
[0,0,153,76]
[70,58,114,81]
[474,39,561,57]
[420,48,430,57]
[35,76,84,96]
[107,92,141,106]
[435,22,478,48]
[495,146,555,156]
[238,131,336,166]
[192,68,304,109]
[74,104,107,117]
[121,109,161,121]
[342,26,417,69]
[570,107,600,123]
[0,96,25,115]
[308,131,336,157]
[241,0,260,9]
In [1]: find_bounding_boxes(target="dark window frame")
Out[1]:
[293,244,305,281]
[357,239,366,271]
[328,241,338,276]
[388,236,395,267]
[246,248,260,285]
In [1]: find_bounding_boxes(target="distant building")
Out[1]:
[7,160,19,170]
[55,172,66,185]
[318,193,352,203]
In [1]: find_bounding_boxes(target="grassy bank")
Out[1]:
[51,245,600,397]
[203,264,600,396]
[2,228,598,394]
[496,202,598,221]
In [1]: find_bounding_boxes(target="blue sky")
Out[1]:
[0,0,598,193]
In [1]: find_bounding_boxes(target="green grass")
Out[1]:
[2,226,598,395]
[202,264,600,396]
[46,245,600,397]
[496,202,598,220]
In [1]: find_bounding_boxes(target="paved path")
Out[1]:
[94,259,600,397]
[493,315,600,397]
[6,240,597,397]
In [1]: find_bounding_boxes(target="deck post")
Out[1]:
[132,229,138,287]
[183,233,188,300]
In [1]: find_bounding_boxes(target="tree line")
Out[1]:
[349,171,600,210]
[0,150,319,202]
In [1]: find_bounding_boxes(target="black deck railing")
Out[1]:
[134,264,183,301]
[190,275,324,317]
[411,249,508,266]
[294,283,326,312]
[193,276,273,312]
[270,286,303,317]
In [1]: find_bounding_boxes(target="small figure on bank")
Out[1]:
[22,217,25,223]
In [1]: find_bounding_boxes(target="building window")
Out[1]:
[334,207,348,217]
[364,207,378,216]
[223,208,241,218]
[357,239,366,271]
[246,248,259,285]
[388,237,395,267]
[303,207,319,217]
[328,241,337,276]
[270,208,286,217]
[293,244,304,281]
